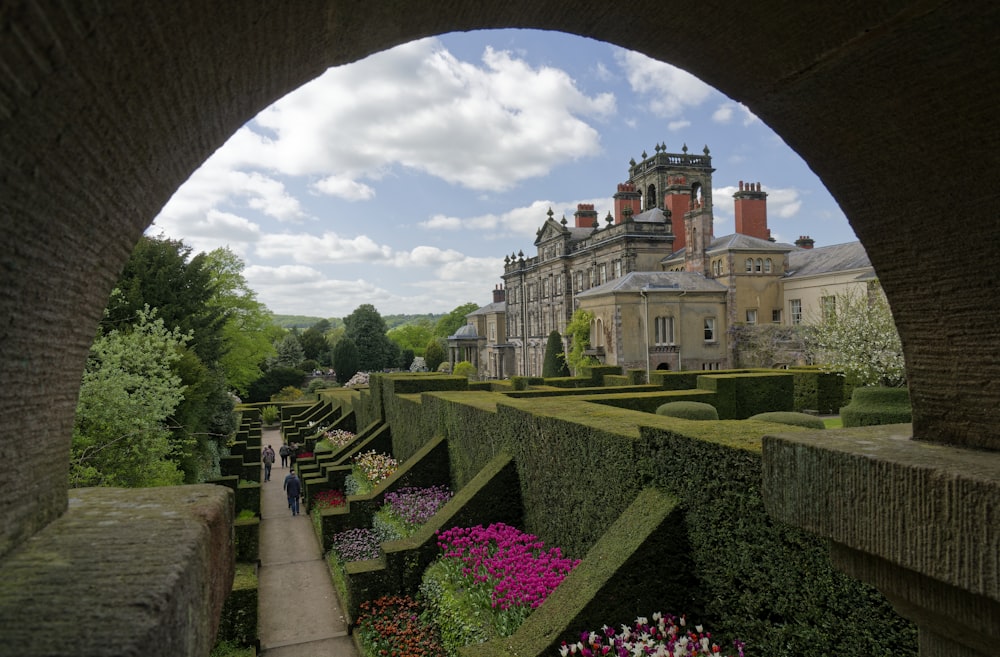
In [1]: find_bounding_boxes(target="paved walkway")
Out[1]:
[258,427,359,657]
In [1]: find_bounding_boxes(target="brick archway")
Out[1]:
[2,0,997,560]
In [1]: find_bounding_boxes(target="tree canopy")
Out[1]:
[344,304,399,372]
[542,330,570,377]
[71,307,187,488]
[434,302,479,338]
[808,283,906,387]
[564,309,598,374]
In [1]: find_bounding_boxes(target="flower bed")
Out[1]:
[310,489,346,535]
[345,450,398,496]
[373,485,454,539]
[420,523,580,654]
[560,613,746,657]
[356,595,446,657]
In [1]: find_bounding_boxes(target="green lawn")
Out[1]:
[823,416,843,429]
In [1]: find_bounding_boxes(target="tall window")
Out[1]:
[764,258,773,273]
[554,274,562,295]
[755,258,763,273]
[704,317,716,342]
[745,258,753,272]
[790,299,803,325]
[598,263,607,285]
[613,259,622,278]
[654,316,675,345]
[712,259,722,276]
[746,309,758,325]
[772,309,782,324]
[821,295,837,322]
[574,271,582,292]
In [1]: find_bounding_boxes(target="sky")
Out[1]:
[150,29,857,319]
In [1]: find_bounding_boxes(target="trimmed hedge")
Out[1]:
[655,401,719,420]
[749,411,826,430]
[234,516,260,562]
[840,386,912,427]
[789,367,844,414]
[327,373,917,657]
[697,372,793,419]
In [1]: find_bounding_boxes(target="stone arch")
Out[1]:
[2,0,998,616]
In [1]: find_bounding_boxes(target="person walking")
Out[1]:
[283,470,302,516]
[288,443,300,468]
[262,445,275,482]
[279,443,290,468]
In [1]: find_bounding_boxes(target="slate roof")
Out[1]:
[784,241,872,279]
[466,301,505,317]
[574,271,727,299]
[661,232,794,264]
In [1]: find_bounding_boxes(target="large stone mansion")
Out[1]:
[449,143,873,379]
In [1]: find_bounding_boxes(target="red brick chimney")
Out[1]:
[613,183,642,224]
[573,203,598,228]
[492,284,505,303]
[795,235,815,249]
[734,181,771,241]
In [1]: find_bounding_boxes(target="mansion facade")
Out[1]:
[448,143,874,379]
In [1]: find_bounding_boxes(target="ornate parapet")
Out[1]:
[0,485,235,656]
[763,425,1000,656]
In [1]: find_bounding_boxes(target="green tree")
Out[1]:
[102,236,235,482]
[808,282,906,387]
[433,302,479,338]
[273,333,305,368]
[565,309,598,375]
[71,307,187,488]
[387,320,434,356]
[300,319,332,364]
[202,247,279,395]
[344,304,397,372]
[542,330,570,377]
[333,337,361,384]
[424,338,446,372]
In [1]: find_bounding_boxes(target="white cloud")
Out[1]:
[245,38,616,192]
[255,232,394,264]
[312,175,376,201]
[667,120,691,131]
[614,50,714,118]
[418,197,611,240]
[713,104,735,124]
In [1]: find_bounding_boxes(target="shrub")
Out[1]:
[453,360,477,379]
[542,330,570,377]
[307,377,333,393]
[261,405,280,426]
[749,411,826,430]
[840,385,912,427]
[655,401,720,420]
[270,386,303,402]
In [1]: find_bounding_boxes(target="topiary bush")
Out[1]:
[654,401,719,420]
[840,386,912,427]
[453,360,477,379]
[749,411,826,430]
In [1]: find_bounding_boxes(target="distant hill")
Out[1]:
[272,313,443,330]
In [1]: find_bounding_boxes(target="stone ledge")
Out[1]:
[0,484,234,656]
[762,424,1000,601]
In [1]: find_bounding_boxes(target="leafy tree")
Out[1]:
[333,337,361,384]
[542,330,570,377]
[565,309,598,375]
[808,282,906,387]
[202,247,279,395]
[398,349,415,370]
[246,366,305,403]
[71,307,187,488]
[300,319,332,364]
[102,236,235,482]
[433,302,479,338]
[273,333,305,368]
[387,320,434,356]
[344,304,397,372]
[271,386,304,402]
[424,338,446,372]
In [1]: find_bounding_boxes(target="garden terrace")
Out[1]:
[306,371,918,655]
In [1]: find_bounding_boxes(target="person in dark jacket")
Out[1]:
[283,470,302,516]
[279,443,290,468]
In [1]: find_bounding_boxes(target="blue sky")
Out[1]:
[151,29,856,319]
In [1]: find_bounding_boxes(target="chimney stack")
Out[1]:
[795,235,815,249]
[734,181,771,241]
[492,284,506,303]
[573,203,598,228]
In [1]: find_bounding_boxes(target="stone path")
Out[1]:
[257,427,359,657]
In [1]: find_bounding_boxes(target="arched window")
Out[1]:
[646,184,657,210]
[755,258,763,272]
[764,258,773,273]
[712,259,721,276]
[745,258,753,272]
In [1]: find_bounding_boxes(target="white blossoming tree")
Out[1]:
[808,282,906,387]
